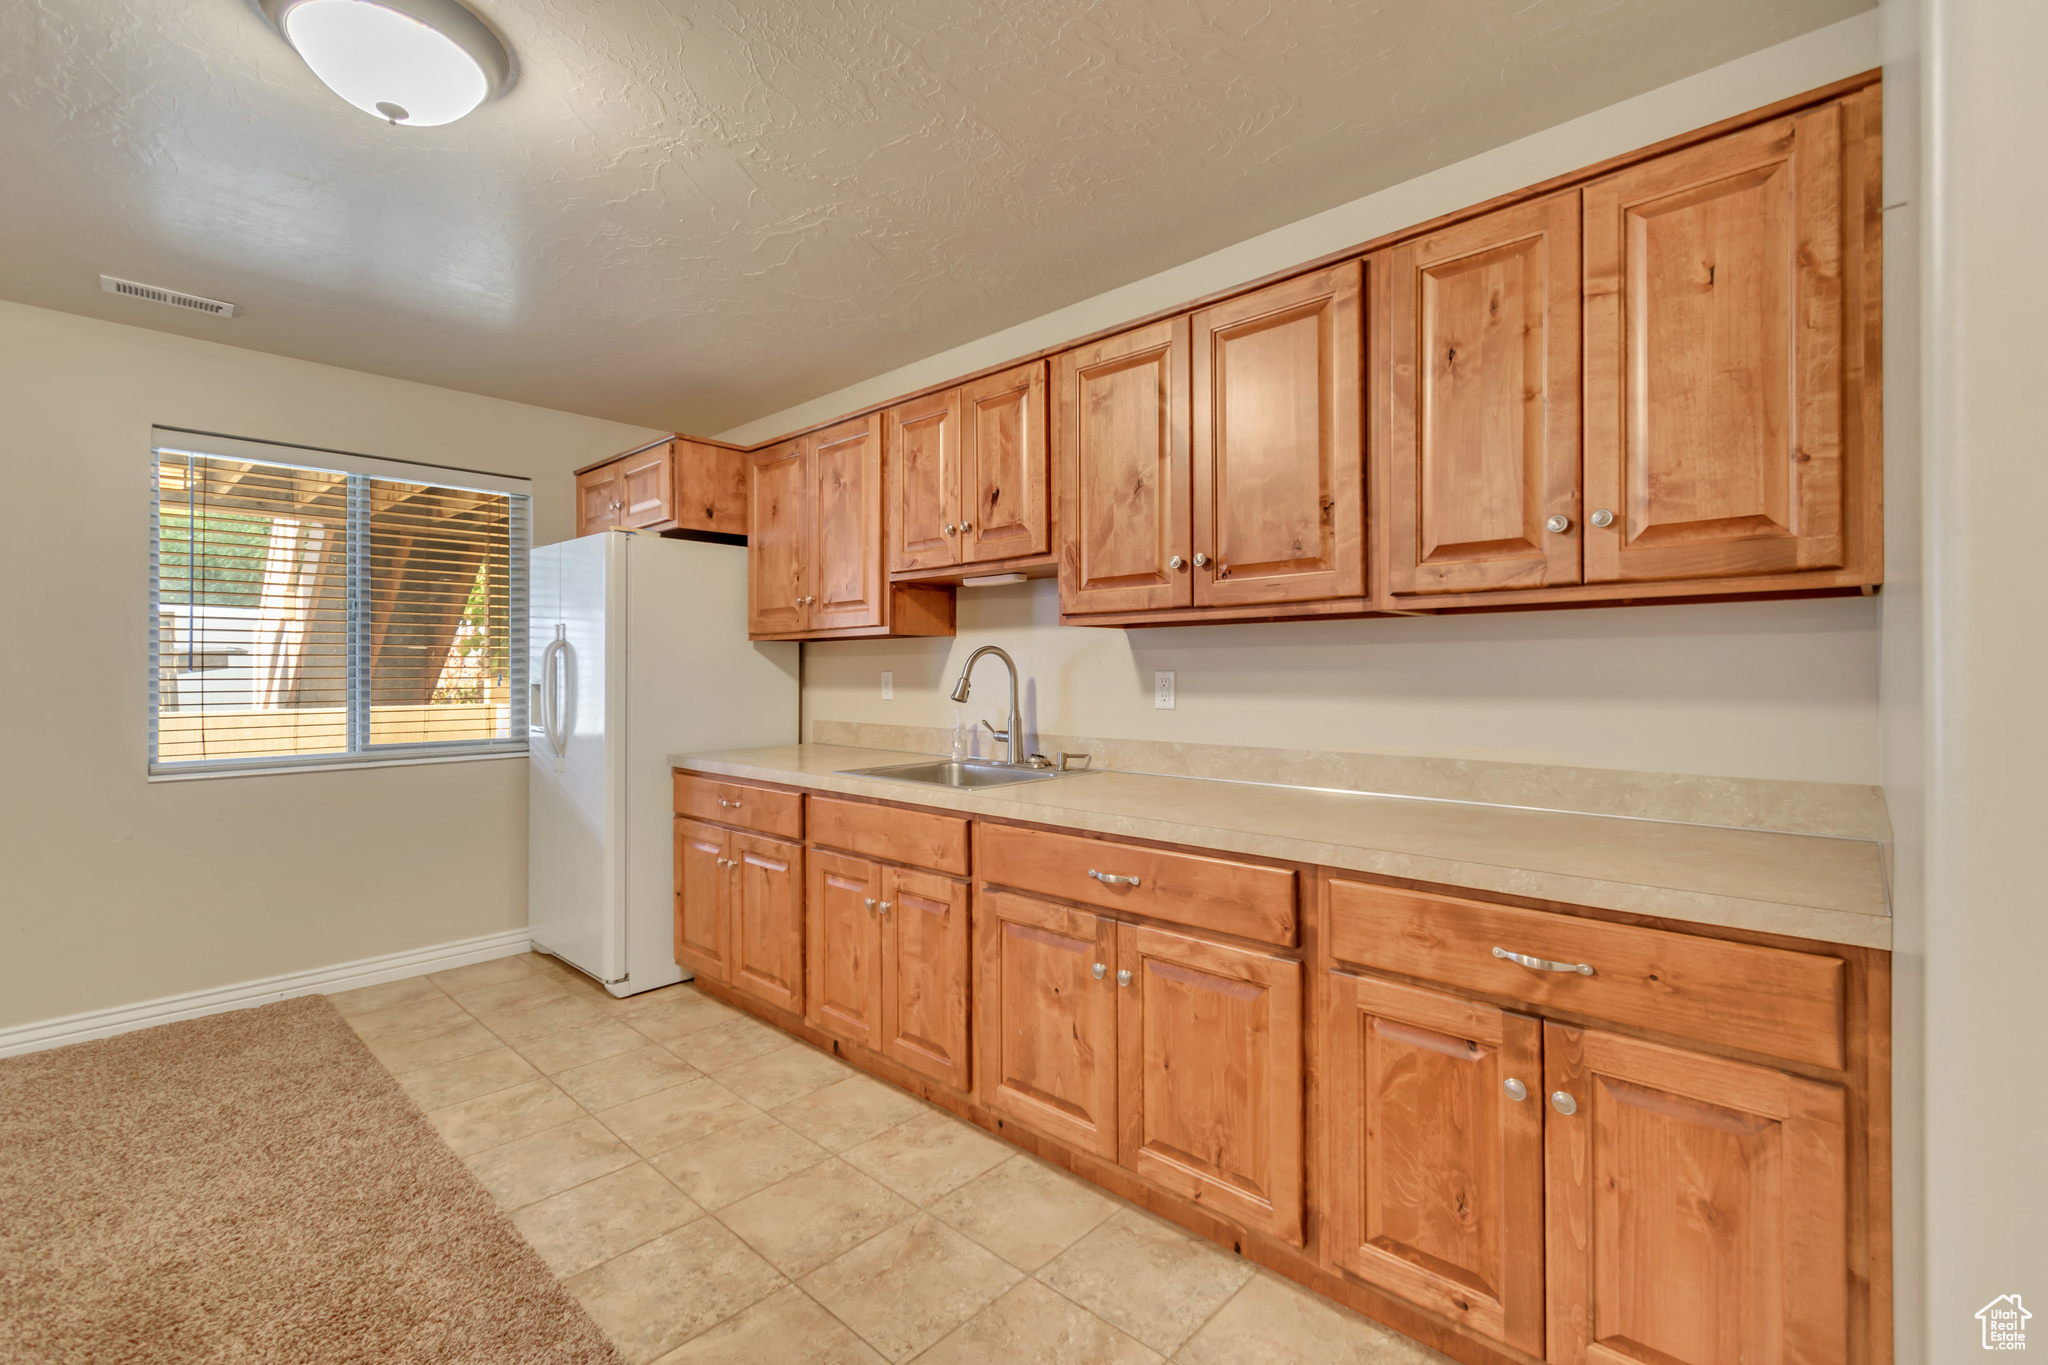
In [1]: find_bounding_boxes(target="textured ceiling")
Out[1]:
[1,0,1868,434]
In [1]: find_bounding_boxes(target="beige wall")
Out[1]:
[772,16,1888,787]
[1918,0,2048,1349]
[0,301,663,1030]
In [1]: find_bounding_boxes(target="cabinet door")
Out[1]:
[975,890,1120,1159]
[1116,923,1304,1243]
[1057,318,1193,614]
[577,464,623,536]
[881,867,971,1091]
[1545,1024,1849,1365]
[748,439,809,636]
[619,441,675,529]
[729,833,804,1014]
[1324,972,1544,1355]
[1583,105,1846,583]
[886,390,962,573]
[810,414,886,630]
[1387,194,1582,595]
[1192,262,1364,608]
[806,850,883,1050]
[674,819,731,983]
[961,360,1050,564]
[674,439,749,536]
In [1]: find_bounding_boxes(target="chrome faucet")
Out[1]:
[949,646,1024,767]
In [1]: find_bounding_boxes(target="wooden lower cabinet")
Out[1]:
[976,890,1121,1159]
[1324,971,1545,1355]
[1544,1024,1849,1365]
[807,850,883,1047]
[1118,923,1304,1243]
[675,816,803,1013]
[674,818,732,983]
[880,866,972,1090]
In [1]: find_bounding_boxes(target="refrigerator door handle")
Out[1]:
[542,630,569,760]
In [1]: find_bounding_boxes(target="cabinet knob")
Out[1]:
[1504,1077,1528,1102]
[1193,552,1210,568]
[1117,969,1133,987]
[715,857,731,868]
[1168,555,1185,571]
[944,523,957,535]
[877,901,892,914]
[1590,508,1615,528]
[1545,514,1571,534]
[1092,962,1107,980]
[959,520,972,533]
[1551,1090,1578,1116]
[864,897,877,910]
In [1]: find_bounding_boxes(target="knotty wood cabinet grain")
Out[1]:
[578,439,747,537]
[729,832,804,1014]
[1385,194,1582,596]
[885,390,961,574]
[577,463,623,535]
[961,360,1051,565]
[747,439,808,636]
[1057,318,1193,614]
[1324,971,1544,1355]
[1583,103,1851,584]
[618,442,674,530]
[807,849,884,1049]
[673,817,731,984]
[808,414,886,632]
[1544,1023,1850,1365]
[1118,922,1305,1243]
[976,889,1121,1159]
[1192,262,1365,609]
[881,865,972,1091]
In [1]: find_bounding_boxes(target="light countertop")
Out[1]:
[670,744,1891,950]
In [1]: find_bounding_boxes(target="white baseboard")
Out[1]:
[0,928,534,1058]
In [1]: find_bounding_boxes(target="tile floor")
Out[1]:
[331,951,1447,1365]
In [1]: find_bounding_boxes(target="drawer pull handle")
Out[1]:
[1092,962,1107,980]
[1088,869,1141,888]
[719,798,742,809]
[1493,946,1593,976]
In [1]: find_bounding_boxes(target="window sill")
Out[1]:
[147,748,529,783]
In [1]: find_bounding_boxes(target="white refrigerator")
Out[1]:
[528,531,798,996]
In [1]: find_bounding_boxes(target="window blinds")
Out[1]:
[150,429,531,775]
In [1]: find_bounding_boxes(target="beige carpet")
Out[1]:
[0,995,624,1365]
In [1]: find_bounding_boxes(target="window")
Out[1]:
[150,428,531,776]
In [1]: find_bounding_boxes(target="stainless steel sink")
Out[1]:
[838,759,1072,789]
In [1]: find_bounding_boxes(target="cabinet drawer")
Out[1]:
[978,823,1297,947]
[808,796,969,875]
[1326,878,1844,1070]
[672,772,803,840]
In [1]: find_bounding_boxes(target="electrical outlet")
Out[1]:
[880,671,894,700]
[1155,670,1176,709]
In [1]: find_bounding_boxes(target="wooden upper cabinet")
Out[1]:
[618,441,675,529]
[673,818,731,984]
[1584,104,1849,583]
[1192,262,1365,608]
[976,890,1121,1159]
[673,439,749,536]
[807,850,884,1050]
[809,414,886,631]
[728,832,803,1014]
[886,390,962,574]
[961,360,1051,564]
[747,439,809,636]
[1387,195,1583,595]
[577,464,623,536]
[880,866,972,1092]
[1324,972,1544,1355]
[1117,923,1304,1243]
[1058,318,1193,614]
[1545,1024,1849,1365]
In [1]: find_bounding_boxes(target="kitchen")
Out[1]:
[0,2,2038,1364]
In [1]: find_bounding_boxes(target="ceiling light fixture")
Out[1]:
[261,0,510,128]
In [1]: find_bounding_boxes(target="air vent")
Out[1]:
[100,275,236,318]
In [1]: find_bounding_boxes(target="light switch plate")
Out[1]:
[1155,670,1176,709]
[880,671,894,700]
